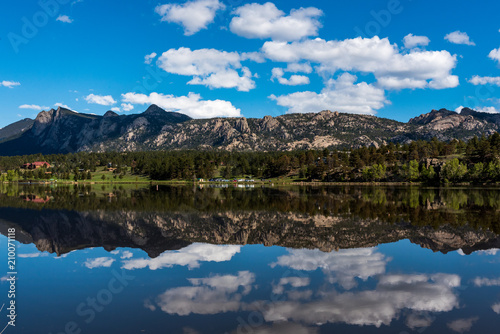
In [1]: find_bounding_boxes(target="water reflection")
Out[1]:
[1,185,499,256]
[1,185,499,332]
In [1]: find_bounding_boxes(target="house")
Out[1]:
[22,162,52,169]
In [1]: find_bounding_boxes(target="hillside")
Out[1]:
[0,105,498,155]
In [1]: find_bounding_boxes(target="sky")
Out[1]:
[1,0,500,128]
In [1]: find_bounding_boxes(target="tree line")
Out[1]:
[0,133,499,184]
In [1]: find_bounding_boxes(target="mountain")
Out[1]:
[0,105,191,155]
[0,118,35,142]
[0,105,499,155]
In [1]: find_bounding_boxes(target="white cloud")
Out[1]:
[120,251,133,259]
[447,317,478,333]
[157,47,256,91]
[493,303,500,314]
[84,257,115,269]
[256,273,461,327]
[262,36,458,90]
[156,271,255,316]
[271,64,312,86]
[271,247,388,290]
[121,103,134,112]
[144,52,157,65]
[155,0,225,36]
[121,243,241,270]
[472,277,500,287]
[475,106,499,114]
[476,248,499,255]
[230,2,323,41]
[271,68,310,85]
[444,31,475,46]
[403,34,430,49]
[1,81,21,88]
[270,73,387,116]
[272,276,310,294]
[230,323,318,334]
[19,104,50,111]
[468,75,500,86]
[405,312,435,330]
[18,253,48,258]
[56,15,74,23]
[122,92,241,119]
[489,48,500,63]
[54,103,71,109]
[85,94,117,106]
[111,107,121,112]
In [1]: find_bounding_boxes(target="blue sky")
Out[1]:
[1,0,499,128]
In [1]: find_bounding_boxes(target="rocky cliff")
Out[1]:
[0,106,499,155]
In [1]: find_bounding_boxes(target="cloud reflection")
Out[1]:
[271,248,388,289]
[155,271,255,316]
[122,243,241,270]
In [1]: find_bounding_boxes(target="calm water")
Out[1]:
[1,184,499,334]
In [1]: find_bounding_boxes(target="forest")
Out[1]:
[0,133,499,184]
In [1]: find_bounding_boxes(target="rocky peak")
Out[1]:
[408,108,457,125]
[235,117,250,133]
[143,104,167,116]
[104,110,119,118]
[261,115,280,131]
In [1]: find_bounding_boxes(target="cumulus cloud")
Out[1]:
[447,317,479,333]
[156,271,255,315]
[271,246,388,290]
[54,102,71,109]
[493,303,500,314]
[85,94,117,106]
[84,257,115,269]
[122,92,241,119]
[157,47,256,91]
[229,323,318,334]
[255,273,461,327]
[271,68,310,85]
[56,15,73,23]
[144,52,157,65]
[18,253,48,258]
[403,34,430,49]
[475,106,499,114]
[121,244,241,270]
[111,107,121,112]
[405,312,435,330]
[121,103,134,112]
[270,73,387,116]
[272,276,310,295]
[472,276,500,287]
[155,0,225,35]
[476,248,499,255]
[489,48,500,63]
[468,76,500,86]
[230,2,323,41]
[1,81,20,88]
[19,104,50,111]
[262,36,458,90]
[263,275,459,327]
[444,31,475,46]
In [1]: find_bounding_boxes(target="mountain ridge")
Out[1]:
[0,105,499,155]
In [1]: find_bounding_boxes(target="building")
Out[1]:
[22,162,52,169]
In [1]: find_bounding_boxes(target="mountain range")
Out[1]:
[0,105,499,155]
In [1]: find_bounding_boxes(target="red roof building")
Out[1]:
[22,162,52,169]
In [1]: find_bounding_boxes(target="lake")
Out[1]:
[1,184,499,333]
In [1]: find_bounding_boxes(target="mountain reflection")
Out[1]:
[1,184,500,256]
